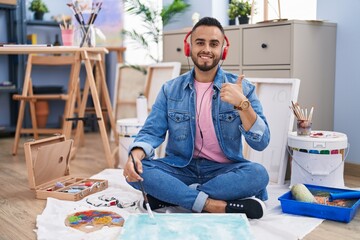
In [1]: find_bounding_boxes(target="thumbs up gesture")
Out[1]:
[220,74,246,106]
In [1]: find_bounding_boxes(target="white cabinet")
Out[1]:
[163,20,337,131]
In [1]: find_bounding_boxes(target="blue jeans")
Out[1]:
[128,157,269,213]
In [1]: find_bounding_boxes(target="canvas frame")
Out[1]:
[113,63,147,120]
[243,78,300,184]
[143,62,181,110]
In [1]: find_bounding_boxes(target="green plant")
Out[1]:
[28,0,49,13]
[228,0,252,19]
[123,0,190,63]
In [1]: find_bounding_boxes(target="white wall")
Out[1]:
[163,0,228,31]
[163,0,317,29]
[251,0,316,23]
[317,0,360,164]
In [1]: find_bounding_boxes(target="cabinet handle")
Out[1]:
[176,47,182,52]
[261,43,267,49]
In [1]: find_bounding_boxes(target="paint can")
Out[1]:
[116,118,143,168]
[287,131,348,188]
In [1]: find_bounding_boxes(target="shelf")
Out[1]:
[0,125,15,136]
[0,86,17,93]
[26,20,59,27]
[0,4,17,10]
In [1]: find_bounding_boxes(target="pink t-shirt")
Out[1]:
[193,80,231,163]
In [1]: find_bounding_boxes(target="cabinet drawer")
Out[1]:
[242,69,291,78]
[224,28,240,66]
[222,66,241,75]
[163,33,189,66]
[243,25,291,65]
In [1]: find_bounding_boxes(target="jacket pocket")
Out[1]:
[168,111,190,141]
[219,111,241,140]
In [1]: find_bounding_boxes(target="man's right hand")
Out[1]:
[220,74,245,107]
[123,148,145,182]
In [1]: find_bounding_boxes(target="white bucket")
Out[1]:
[117,118,143,168]
[288,131,348,188]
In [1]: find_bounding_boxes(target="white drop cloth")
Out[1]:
[36,169,323,240]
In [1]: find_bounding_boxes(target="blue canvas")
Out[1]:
[119,213,253,240]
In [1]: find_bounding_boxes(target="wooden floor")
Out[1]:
[0,133,359,240]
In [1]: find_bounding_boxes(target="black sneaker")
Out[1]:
[225,197,266,219]
[143,194,177,210]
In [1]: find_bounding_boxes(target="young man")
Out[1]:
[123,17,270,219]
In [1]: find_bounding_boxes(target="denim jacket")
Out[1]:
[129,66,270,167]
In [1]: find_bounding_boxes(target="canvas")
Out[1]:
[243,78,300,184]
[119,213,253,240]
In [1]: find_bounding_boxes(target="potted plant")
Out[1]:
[123,0,190,63]
[228,0,252,24]
[28,0,49,20]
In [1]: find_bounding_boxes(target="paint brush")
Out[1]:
[308,107,314,122]
[290,101,314,122]
[66,3,82,26]
[73,1,86,26]
[89,2,102,25]
[129,152,156,223]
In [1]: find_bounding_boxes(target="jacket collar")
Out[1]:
[183,65,225,90]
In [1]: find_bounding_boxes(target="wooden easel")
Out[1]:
[5,46,118,168]
[72,50,119,168]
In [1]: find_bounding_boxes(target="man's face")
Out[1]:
[190,26,224,72]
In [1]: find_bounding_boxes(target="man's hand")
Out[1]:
[220,75,246,107]
[123,148,145,182]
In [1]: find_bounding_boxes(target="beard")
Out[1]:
[191,52,221,72]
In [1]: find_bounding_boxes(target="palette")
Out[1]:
[65,210,124,233]
[119,213,253,240]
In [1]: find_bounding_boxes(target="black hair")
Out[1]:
[191,17,224,35]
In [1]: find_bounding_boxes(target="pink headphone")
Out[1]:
[183,31,230,60]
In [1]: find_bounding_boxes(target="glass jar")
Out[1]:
[74,24,96,47]
[297,120,312,136]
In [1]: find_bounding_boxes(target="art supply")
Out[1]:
[75,24,95,47]
[329,191,360,202]
[65,210,124,233]
[55,181,65,188]
[87,2,103,25]
[60,28,74,46]
[289,101,313,136]
[287,131,348,188]
[66,3,85,27]
[129,152,155,223]
[73,181,94,187]
[136,93,148,123]
[86,195,118,207]
[59,14,74,46]
[120,214,253,240]
[66,1,103,47]
[291,184,317,203]
[280,184,360,223]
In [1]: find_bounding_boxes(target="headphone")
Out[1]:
[183,31,230,60]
